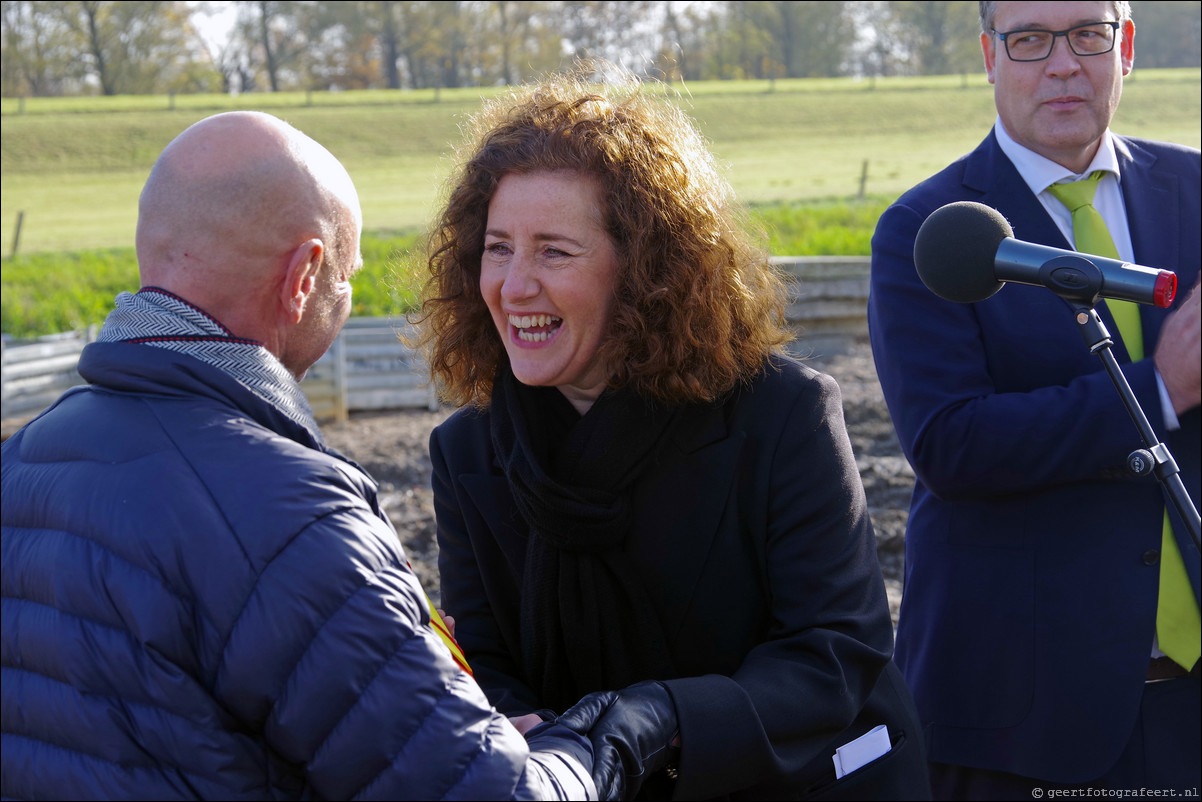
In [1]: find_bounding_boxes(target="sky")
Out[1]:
[190,1,238,56]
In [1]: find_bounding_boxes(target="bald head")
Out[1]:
[136,112,362,372]
[138,112,360,287]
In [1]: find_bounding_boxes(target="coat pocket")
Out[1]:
[802,726,929,800]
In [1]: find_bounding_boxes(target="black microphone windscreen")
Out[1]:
[914,201,1014,303]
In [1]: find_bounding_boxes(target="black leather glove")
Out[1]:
[557,680,680,800]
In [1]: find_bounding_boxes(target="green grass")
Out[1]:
[2,70,1198,338]
[4,69,1197,255]
[751,196,892,255]
[0,248,136,335]
[0,100,491,253]
[353,230,424,319]
[0,230,426,338]
[1,198,892,339]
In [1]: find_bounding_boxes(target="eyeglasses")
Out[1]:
[992,21,1120,62]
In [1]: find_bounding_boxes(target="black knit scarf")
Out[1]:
[490,367,680,712]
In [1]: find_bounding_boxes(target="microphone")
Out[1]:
[913,201,1177,308]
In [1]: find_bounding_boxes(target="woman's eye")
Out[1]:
[484,242,511,256]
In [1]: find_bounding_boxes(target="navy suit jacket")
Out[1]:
[868,130,1201,783]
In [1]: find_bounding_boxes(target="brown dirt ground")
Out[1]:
[320,339,912,625]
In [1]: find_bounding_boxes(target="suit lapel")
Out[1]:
[1118,137,1200,602]
[1116,137,1178,341]
[1116,136,1177,270]
[963,131,1074,263]
[965,131,1139,361]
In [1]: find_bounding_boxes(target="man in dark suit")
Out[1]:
[868,1,1200,798]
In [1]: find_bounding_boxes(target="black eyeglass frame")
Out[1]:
[991,21,1121,62]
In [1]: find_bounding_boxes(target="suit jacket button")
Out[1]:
[1142,550,1160,565]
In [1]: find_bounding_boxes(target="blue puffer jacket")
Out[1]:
[1,341,592,801]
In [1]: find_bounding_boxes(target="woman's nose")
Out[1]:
[501,252,539,302]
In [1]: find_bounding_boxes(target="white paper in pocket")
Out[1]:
[832,724,891,779]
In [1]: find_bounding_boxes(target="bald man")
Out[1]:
[0,112,595,801]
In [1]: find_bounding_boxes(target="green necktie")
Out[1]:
[1048,172,1200,670]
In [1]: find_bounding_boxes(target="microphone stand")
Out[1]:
[1072,303,1201,550]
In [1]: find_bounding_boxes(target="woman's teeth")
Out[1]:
[509,313,562,342]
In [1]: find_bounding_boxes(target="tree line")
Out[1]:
[1,1,1199,97]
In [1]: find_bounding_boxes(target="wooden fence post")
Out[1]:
[332,331,349,423]
[10,211,24,260]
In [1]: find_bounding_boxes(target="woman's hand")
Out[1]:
[508,713,545,735]
[434,608,456,640]
[558,680,680,800]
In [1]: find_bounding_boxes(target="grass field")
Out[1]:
[4,69,1198,254]
[1,69,1199,337]
[0,197,891,337]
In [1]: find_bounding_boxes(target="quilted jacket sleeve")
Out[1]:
[213,501,593,800]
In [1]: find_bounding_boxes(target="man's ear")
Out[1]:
[981,31,998,84]
[1119,19,1135,76]
[281,238,324,324]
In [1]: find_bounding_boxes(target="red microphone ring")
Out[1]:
[1154,271,1177,308]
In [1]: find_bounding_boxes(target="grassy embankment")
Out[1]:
[2,69,1198,338]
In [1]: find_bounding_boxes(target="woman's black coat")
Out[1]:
[430,354,929,799]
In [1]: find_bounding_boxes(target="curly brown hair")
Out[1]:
[411,66,792,408]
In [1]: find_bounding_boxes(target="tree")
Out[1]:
[560,0,658,68]
[54,1,209,95]
[1129,0,1202,69]
[884,1,983,75]
[781,1,856,77]
[433,0,466,88]
[371,0,403,88]
[495,0,518,85]
[250,0,288,91]
[711,1,776,79]
[476,1,565,85]
[847,1,910,78]
[654,1,721,81]
[227,0,330,92]
[2,0,82,95]
[706,1,854,79]
[301,1,380,90]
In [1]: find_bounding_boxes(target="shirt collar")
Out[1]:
[993,116,1121,194]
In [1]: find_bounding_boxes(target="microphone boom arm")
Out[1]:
[1073,304,1201,550]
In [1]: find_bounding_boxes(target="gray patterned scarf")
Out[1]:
[96,287,320,437]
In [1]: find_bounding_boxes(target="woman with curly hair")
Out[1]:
[412,66,929,801]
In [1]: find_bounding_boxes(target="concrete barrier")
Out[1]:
[1,327,97,420]
[774,255,871,359]
[300,318,439,423]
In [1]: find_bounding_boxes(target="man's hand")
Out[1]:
[1154,277,1201,415]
